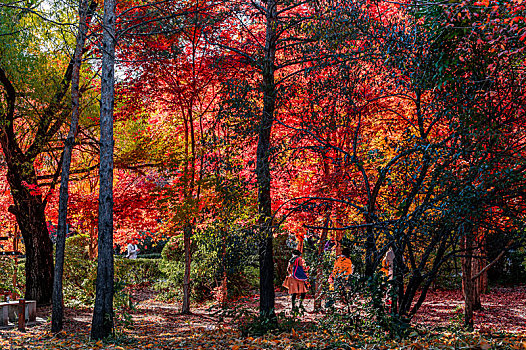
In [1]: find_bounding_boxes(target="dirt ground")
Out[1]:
[411,286,526,333]
[0,285,524,350]
[53,284,526,334]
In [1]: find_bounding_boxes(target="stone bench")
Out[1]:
[0,300,36,325]
[0,303,7,326]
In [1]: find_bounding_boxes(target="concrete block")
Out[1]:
[7,300,36,323]
[0,303,8,326]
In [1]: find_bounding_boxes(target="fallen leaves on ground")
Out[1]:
[0,286,525,349]
[2,322,525,350]
[412,285,526,334]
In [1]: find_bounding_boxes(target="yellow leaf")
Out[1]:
[231,345,240,350]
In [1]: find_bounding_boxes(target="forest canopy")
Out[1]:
[0,0,525,342]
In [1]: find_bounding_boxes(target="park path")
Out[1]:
[14,284,526,337]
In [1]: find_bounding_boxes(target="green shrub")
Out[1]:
[0,258,24,298]
[434,258,462,290]
[63,234,162,308]
[136,253,162,259]
[156,238,216,302]
[320,273,410,339]
[489,247,526,285]
[156,230,260,303]
[115,257,162,286]
[63,234,97,308]
[273,234,293,288]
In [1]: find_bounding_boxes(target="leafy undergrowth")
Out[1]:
[0,286,525,349]
[1,316,525,350]
[1,320,525,350]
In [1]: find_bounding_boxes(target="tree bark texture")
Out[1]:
[472,247,482,311]
[12,184,53,305]
[52,0,97,333]
[91,0,116,340]
[181,223,192,314]
[0,67,55,306]
[364,219,376,277]
[257,0,277,321]
[461,226,474,330]
[313,214,330,311]
[472,232,486,311]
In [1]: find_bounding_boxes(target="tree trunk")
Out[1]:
[218,232,228,307]
[472,247,482,311]
[9,182,54,305]
[52,0,97,333]
[91,0,116,340]
[181,223,192,314]
[313,214,330,311]
[461,226,474,330]
[472,231,487,311]
[364,221,376,277]
[480,238,488,294]
[0,69,54,306]
[256,0,277,322]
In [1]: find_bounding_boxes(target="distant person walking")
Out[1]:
[282,249,309,312]
[381,247,395,280]
[126,242,139,259]
[381,246,395,307]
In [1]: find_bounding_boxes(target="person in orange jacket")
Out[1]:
[330,247,353,286]
[327,247,354,308]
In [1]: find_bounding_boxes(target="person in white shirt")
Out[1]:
[126,242,139,259]
[381,247,395,280]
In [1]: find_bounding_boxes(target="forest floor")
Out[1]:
[0,285,525,349]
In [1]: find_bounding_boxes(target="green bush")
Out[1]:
[115,257,162,286]
[434,257,462,290]
[320,273,410,339]
[0,258,24,298]
[489,247,526,285]
[156,230,260,303]
[63,234,162,308]
[137,253,162,259]
[156,237,216,302]
[273,234,293,288]
[63,234,97,308]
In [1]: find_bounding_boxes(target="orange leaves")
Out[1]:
[291,327,298,339]
[474,0,490,6]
